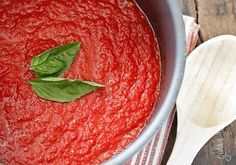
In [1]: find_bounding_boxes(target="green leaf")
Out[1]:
[28,77,104,103]
[31,42,81,77]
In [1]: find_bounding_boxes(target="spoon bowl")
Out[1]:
[168,35,236,165]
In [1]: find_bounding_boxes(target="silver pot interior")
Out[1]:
[103,0,186,164]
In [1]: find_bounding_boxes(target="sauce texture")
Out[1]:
[0,0,161,164]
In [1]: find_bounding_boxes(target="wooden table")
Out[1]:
[162,0,236,164]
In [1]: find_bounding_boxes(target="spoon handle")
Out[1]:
[167,121,216,165]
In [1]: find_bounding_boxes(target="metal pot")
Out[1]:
[103,0,186,164]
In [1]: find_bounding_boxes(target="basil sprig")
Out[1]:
[29,77,104,102]
[31,42,81,77]
[29,42,104,103]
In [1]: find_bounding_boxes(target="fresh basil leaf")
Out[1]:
[31,42,81,77]
[28,77,104,103]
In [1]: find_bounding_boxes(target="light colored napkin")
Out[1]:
[124,16,200,165]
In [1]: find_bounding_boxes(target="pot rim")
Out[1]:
[103,1,186,164]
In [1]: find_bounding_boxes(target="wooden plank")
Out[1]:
[198,0,236,41]
[193,121,236,165]
[177,0,196,17]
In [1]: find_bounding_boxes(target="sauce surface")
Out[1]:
[0,0,161,164]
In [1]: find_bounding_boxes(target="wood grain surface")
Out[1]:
[162,0,236,165]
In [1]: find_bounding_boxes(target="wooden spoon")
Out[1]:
[167,35,236,165]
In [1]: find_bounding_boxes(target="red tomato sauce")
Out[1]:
[0,0,161,164]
